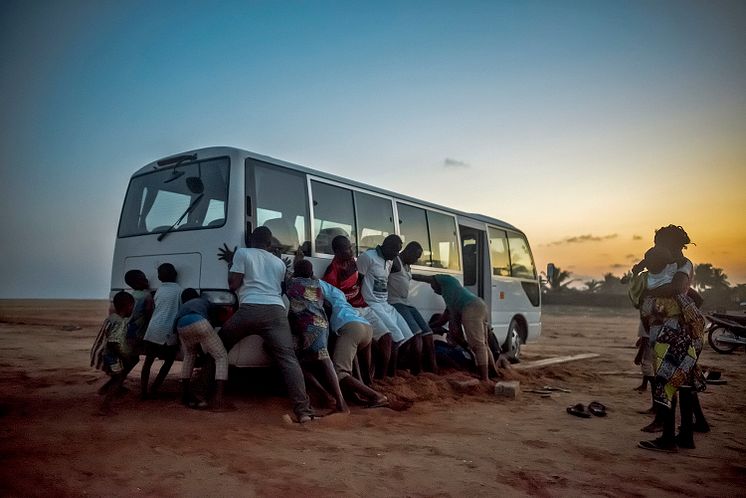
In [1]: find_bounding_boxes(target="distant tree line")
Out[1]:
[541,263,745,311]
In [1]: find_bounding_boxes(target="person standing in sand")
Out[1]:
[217,226,315,423]
[637,225,710,452]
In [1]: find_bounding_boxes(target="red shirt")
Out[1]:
[323,257,367,308]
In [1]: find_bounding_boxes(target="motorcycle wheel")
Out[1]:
[708,326,738,354]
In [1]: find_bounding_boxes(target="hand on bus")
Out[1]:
[218,243,236,266]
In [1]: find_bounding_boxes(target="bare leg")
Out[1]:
[422,334,438,374]
[691,391,710,432]
[341,376,387,405]
[358,342,373,386]
[150,350,176,396]
[319,358,348,413]
[374,335,392,380]
[302,366,335,408]
[387,340,400,378]
[140,354,156,399]
[677,388,695,448]
[409,335,423,375]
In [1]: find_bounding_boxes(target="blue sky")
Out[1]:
[1,0,744,298]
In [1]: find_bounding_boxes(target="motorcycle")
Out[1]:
[706,303,746,354]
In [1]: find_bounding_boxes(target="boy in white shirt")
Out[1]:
[141,263,182,399]
[356,234,414,378]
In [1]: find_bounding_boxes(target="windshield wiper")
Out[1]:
[157,193,204,242]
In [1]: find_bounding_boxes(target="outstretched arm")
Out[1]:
[412,274,434,284]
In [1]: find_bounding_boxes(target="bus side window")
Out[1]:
[311,181,356,255]
[426,210,460,270]
[396,203,430,266]
[355,192,394,255]
[488,227,511,277]
[253,165,310,254]
[507,232,537,279]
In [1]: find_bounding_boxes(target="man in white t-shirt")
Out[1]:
[218,226,314,423]
[357,234,414,378]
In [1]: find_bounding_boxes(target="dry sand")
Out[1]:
[0,300,744,497]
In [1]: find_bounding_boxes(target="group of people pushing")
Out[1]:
[91,226,500,421]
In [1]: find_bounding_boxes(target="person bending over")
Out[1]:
[141,263,182,399]
[176,288,234,411]
[287,259,348,414]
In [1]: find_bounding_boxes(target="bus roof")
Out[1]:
[137,146,523,234]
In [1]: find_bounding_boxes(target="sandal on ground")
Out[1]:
[566,403,591,418]
[638,437,677,453]
[588,401,607,417]
[186,398,209,410]
[366,396,390,409]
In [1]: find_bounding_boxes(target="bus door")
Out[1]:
[459,225,489,301]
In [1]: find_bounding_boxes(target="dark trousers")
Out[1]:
[219,304,312,418]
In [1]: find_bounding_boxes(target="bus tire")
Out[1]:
[503,319,523,363]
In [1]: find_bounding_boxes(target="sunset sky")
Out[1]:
[1,0,744,298]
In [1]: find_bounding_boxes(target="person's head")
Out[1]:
[124,269,149,290]
[644,246,673,273]
[112,291,135,317]
[157,263,177,283]
[293,259,314,279]
[250,226,273,250]
[400,241,423,265]
[181,288,200,304]
[653,225,691,257]
[332,235,354,261]
[380,234,403,261]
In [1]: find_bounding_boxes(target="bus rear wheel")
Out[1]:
[502,319,523,363]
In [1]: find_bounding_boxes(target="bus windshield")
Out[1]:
[118,157,229,237]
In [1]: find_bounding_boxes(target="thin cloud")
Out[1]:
[625,254,637,260]
[548,233,618,246]
[442,157,470,168]
[610,263,627,269]
[632,235,643,240]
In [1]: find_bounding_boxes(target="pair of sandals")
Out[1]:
[566,401,607,418]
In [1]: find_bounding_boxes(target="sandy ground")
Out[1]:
[0,300,744,497]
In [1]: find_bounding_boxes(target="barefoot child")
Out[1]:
[288,259,348,413]
[176,288,233,411]
[141,263,181,399]
[90,291,137,414]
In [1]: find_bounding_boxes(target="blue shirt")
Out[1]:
[176,297,210,327]
[319,280,369,333]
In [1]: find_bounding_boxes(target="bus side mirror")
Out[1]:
[186,176,204,194]
[546,263,556,281]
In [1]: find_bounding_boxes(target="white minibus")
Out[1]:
[112,147,541,366]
